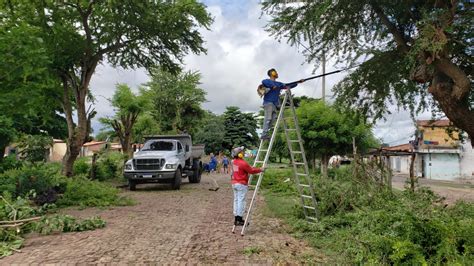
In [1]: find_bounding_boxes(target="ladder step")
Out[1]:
[285,129,297,131]
[259,149,268,152]
[296,173,308,176]
[301,195,313,199]
[303,205,316,210]
[289,140,300,143]
[294,162,305,165]
[306,216,318,221]
[299,184,310,188]
[291,151,303,154]
[254,160,264,163]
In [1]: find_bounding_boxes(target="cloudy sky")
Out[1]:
[89,0,429,146]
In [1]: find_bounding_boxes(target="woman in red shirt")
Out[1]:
[231,146,263,226]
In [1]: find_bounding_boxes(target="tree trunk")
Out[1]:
[62,140,81,177]
[121,133,131,159]
[429,78,474,146]
[320,153,329,178]
[60,62,97,176]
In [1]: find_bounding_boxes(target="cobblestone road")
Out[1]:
[1,173,323,264]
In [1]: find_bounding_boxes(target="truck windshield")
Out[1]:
[142,140,175,151]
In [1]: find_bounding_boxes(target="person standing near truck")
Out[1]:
[260,68,304,140]
[222,155,229,174]
[231,146,263,226]
[209,153,217,173]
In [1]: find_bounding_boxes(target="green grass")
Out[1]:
[243,246,263,256]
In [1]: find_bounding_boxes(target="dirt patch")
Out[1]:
[1,173,323,264]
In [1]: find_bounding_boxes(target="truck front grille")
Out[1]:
[133,159,165,170]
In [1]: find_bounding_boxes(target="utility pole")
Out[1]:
[322,52,326,102]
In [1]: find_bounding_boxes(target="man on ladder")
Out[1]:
[239,69,318,236]
[259,68,304,140]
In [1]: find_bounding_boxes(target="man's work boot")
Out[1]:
[234,216,240,226]
[237,216,244,225]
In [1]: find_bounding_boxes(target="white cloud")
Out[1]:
[88,0,421,146]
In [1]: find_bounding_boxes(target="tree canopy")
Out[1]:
[263,0,473,141]
[0,22,66,158]
[0,0,212,175]
[222,107,259,151]
[145,68,207,135]
[194,112,226,154]
[296,99,379,174]
[99,84,150,157]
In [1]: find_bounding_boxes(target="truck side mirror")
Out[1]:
[186,145,189,152]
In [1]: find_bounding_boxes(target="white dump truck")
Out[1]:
[124,134,204,190]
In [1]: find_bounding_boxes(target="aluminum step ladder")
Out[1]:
[239,89,319,236]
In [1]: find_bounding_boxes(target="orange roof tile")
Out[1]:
[83,141,107,147]
[416,119,451,127]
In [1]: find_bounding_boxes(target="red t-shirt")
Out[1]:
[231,158,262,185]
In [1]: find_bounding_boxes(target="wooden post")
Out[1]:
[352,137,358,179]
[90,153,97,180]
[409,152,416,192]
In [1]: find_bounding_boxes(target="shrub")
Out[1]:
[0,193,106,258]
[0,155,23,173]
[17,134,52,163]
[0,163,67,205]
[95,152,126,181]
[260,168,297,195]
[57,176,132,207]
[262,166,474,264]
[73,157,91,176]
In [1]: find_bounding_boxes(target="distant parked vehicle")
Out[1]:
[124,135,204,190]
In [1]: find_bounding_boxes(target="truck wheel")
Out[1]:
[189,159,202,183]
[129,180,136,191]
[171,168,182,190]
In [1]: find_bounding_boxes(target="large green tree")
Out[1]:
[194,111,226,154]
[99,84,150,158]
[0,23,66,159]
[2,1,212,175]
[146,68,207,135]
[222,107,259,150]
[263,1,473,142]
[296,100,379,176]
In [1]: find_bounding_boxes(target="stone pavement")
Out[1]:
[1,173,324,264]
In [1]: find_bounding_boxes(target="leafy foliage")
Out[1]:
[145,68,207,135]
[0,193,106,258]
[94,152,127,181]
[73,157,91,176]
[57,176,132,207]
[0,156,23,174]
[0,163,66,205]
[262,167,474,264]
[17,135,53,163]
[263,1,474,140]
[34,215,106,235]
[0,23,66,159]
[222,106,258,150]
[1,0,213,175]
[194,112,226,154]
[99,84,151,157]
[296,99,378,172]
[132,113,161,143]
